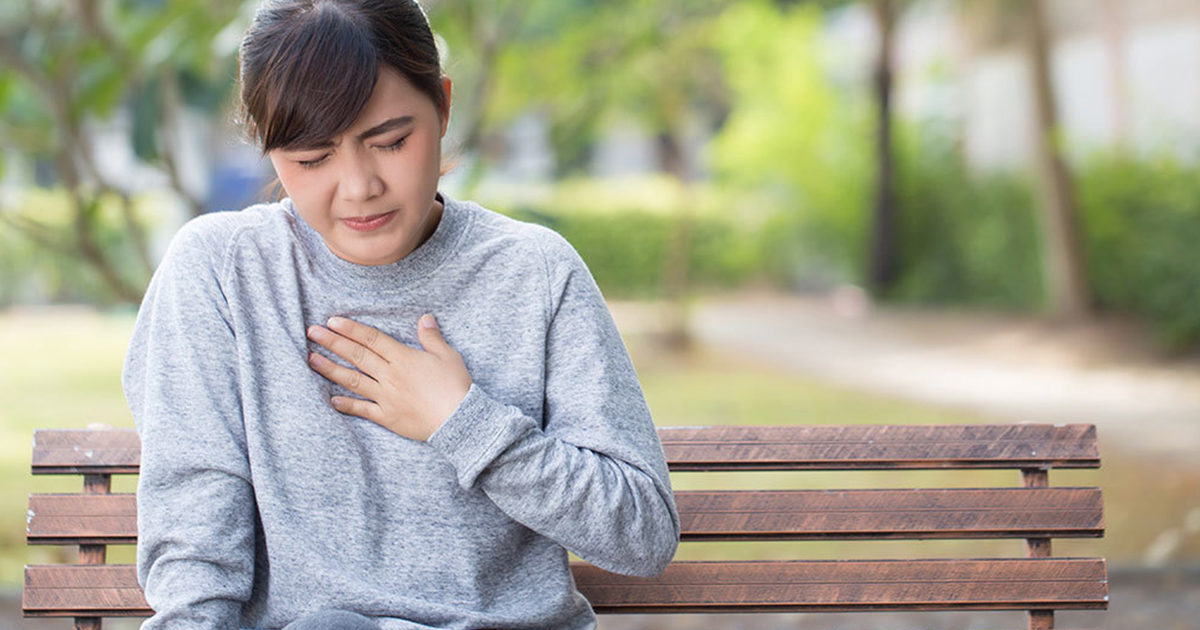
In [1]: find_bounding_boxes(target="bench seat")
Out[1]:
[24,423,1108,628]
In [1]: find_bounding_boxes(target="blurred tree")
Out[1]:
[1024,0,1090,319]
[436,0,734,348]
[584,0,732,349]
[425,0,529,192]
[0,0,248,302]
[710,1,873,285]
[867,0,899,295]
[1100,0,1129,150]
[956,0,1091,319]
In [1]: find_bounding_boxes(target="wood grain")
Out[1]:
[660,424,1100,471]
[24,424,1109,621]
[27,487,1104,545]
[675,487,1104,540]
[24,560,1109,616]
[32,424,1101,474]
[32,429,140,475]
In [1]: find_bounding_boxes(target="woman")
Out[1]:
[122,1,680,628]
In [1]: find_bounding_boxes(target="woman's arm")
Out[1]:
[306,235,679,577]
[431,244,679,576]
[124,219,256,629]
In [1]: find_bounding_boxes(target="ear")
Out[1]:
[439,76,453,138]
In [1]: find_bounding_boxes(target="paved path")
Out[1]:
[663,292,1200,467]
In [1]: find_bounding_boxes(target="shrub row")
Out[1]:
[880,149,1200,351]
[503,206,764,299]
[5,156,1200,351]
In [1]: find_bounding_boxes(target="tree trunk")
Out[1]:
[1101,0,1130,150]
[1026,0,1091,319]
[867,0,898,296]
[657,128,694,351]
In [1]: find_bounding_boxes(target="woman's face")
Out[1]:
[269,66,451,266]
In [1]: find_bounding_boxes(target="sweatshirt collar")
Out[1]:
[286,193,471,291]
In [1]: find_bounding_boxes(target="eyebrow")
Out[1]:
[357,115,415,141]
[292,116,415,151]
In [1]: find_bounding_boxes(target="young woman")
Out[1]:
[122,1,679,629]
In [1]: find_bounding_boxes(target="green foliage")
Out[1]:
[502,202,762,299]
[708,0,873,287]
[1077,155,1200,350]
[0,0,249,301]
[435,0,732,179]
[0,190,159,306]
[889,127,1043,309]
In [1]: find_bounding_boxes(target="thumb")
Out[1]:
[417,313,449,354]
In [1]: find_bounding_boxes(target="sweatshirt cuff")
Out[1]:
[427,383,538,489]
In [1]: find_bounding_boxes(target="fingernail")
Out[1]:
[306,325,325,340]
[327,317,346,330]
[419,314,437,329]
[307,352,324,366]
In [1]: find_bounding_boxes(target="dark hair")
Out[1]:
[238,0,447,153]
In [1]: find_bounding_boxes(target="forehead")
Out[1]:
[348,67,437,131]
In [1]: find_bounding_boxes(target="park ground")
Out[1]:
[3,292,1199,629]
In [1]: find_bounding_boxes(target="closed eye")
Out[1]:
[379,135,410,152]
[296,154,330,169]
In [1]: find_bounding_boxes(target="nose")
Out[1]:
[337,151,385,202]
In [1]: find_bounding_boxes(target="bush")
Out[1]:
[504,204,765,299]
[890,134,1043,310]
[1077,155,1200,350]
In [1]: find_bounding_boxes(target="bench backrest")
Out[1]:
[25,424,1107,629]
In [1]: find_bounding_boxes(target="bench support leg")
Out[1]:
[75,474,112,630]
[1023,468,1054,630]
[1028,610,1054,630]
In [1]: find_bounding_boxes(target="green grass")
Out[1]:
[2,308,1195,589]
[0,307,138,587]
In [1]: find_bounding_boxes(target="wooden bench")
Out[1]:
[24,423,1108,629]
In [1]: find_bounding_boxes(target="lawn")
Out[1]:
[2,306,1193,589]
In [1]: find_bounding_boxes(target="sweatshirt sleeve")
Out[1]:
[123,218,255,630]
[427,231,680,577]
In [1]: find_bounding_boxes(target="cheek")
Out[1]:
[409,134,443,182]
[276,167,325,203]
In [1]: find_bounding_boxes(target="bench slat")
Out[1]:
[23,560,1108,616]
[661,424,1100,470]
[32,424,1100,474]
[676,487,1104,540]
[32,429,140,475]
[27,495,138,545]
[578,559,1109,613]
[27,488,1104,545]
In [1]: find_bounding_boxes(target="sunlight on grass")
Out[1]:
[0,307,136,588]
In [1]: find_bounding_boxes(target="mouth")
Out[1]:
[341,210,397,233]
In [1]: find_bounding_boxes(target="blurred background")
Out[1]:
[3,0,1200,628]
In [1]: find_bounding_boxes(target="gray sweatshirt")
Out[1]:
[122,195,679,630]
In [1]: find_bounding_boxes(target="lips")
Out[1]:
[341,210,396,232]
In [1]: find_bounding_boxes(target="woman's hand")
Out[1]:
[305,314,472,441]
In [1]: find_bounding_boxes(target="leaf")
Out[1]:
[73,65,129,119]
[130,78,162,162]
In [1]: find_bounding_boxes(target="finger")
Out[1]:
[330,395,382,422]
[307,324,388,375]
[416,313,451,356]
[308,352,380,399]
[327,317,410,360]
